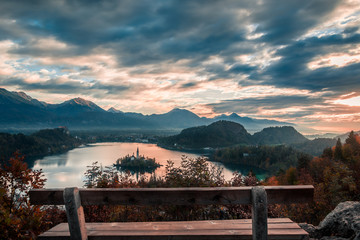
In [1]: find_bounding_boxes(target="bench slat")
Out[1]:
[30,186,314,206]
[38,219,309,240]
[46,221,301,232]
[44,218,296,233]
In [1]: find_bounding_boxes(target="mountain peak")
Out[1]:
[69,97,91,105]
[108,107,123,113]
[169,108,187,113]
[0,88,47,107]
[60,97,104,112]
[166,108,199,117]
[65,97,95,107]
[13,91,32,101]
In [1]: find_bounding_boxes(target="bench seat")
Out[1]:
[31,186,314,240]
[38,218,308,240]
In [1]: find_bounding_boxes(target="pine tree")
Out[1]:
[334,138,343,160]
[322,147,333,159]
[345,131,360,156]
[297,154,311,170]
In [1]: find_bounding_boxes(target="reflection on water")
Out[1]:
[33,142,267,188]
[33,153,69,167]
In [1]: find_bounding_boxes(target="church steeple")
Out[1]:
[136,146,139,159]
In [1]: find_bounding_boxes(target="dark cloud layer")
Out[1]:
[252,0,340,44]
[259,32,360,92]
[208,95,324,114]
[0,76,130,96]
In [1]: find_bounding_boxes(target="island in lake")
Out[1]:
[114,147,161,173]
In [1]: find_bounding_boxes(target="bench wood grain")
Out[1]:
[38,219,309,240]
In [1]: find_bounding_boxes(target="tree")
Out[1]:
[0,152,47,239]
[334,138,343,161]
[322,147,333,159]
[322,161,357,206]
[284,167,298,185]
[345,131,360,156]
[297,154,311,170]
[165,156,225,187]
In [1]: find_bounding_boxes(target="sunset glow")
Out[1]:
[335,96,360,107]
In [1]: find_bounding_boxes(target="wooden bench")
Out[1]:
[30,185,314,240]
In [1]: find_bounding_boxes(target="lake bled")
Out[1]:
[32,142,267,188]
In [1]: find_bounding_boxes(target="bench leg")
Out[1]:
[64,187,88,240]
[252,186,268,240]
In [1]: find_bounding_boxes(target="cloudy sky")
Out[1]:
[0,0,359,134]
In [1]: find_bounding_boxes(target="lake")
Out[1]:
[32,142,267,188]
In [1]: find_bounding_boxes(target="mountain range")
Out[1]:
[0,88,294,132]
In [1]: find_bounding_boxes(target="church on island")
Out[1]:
[130,147,140,161]
[114,147,161,173]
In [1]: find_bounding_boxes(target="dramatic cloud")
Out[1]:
[251,0,341,44]
[0,0,359,133]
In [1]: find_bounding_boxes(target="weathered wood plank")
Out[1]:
[44,222,302,232]
[38,220,308,240]
[63,187,88,240]
[39,233,307,240]
[30,186,314,206]
[30,188,64,205]
[85,228,308,236]
[252,186,268,240]
[38,230,308,240]
[265,185,314,204]
[41,229,302,238]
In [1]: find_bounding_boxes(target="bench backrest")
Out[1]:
[30,186,314,240]
[30,185,313,206]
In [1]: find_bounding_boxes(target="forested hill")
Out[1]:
[159,121,309,149]
[211,145,310,175]
[291,138,337,156]
[158,121,339,156]
[0,127,82,163]
[158,120,253,149]
[253,126,309,145]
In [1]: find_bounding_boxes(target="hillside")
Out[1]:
[158,122,338,157]
[211,145,310,175]
[292,138,337,156]
[253,126,309,145]
[158,120,253,149]
[0,127,82,163]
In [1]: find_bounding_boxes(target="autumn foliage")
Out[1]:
[266,131,360,224]
[0,152,47,240]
